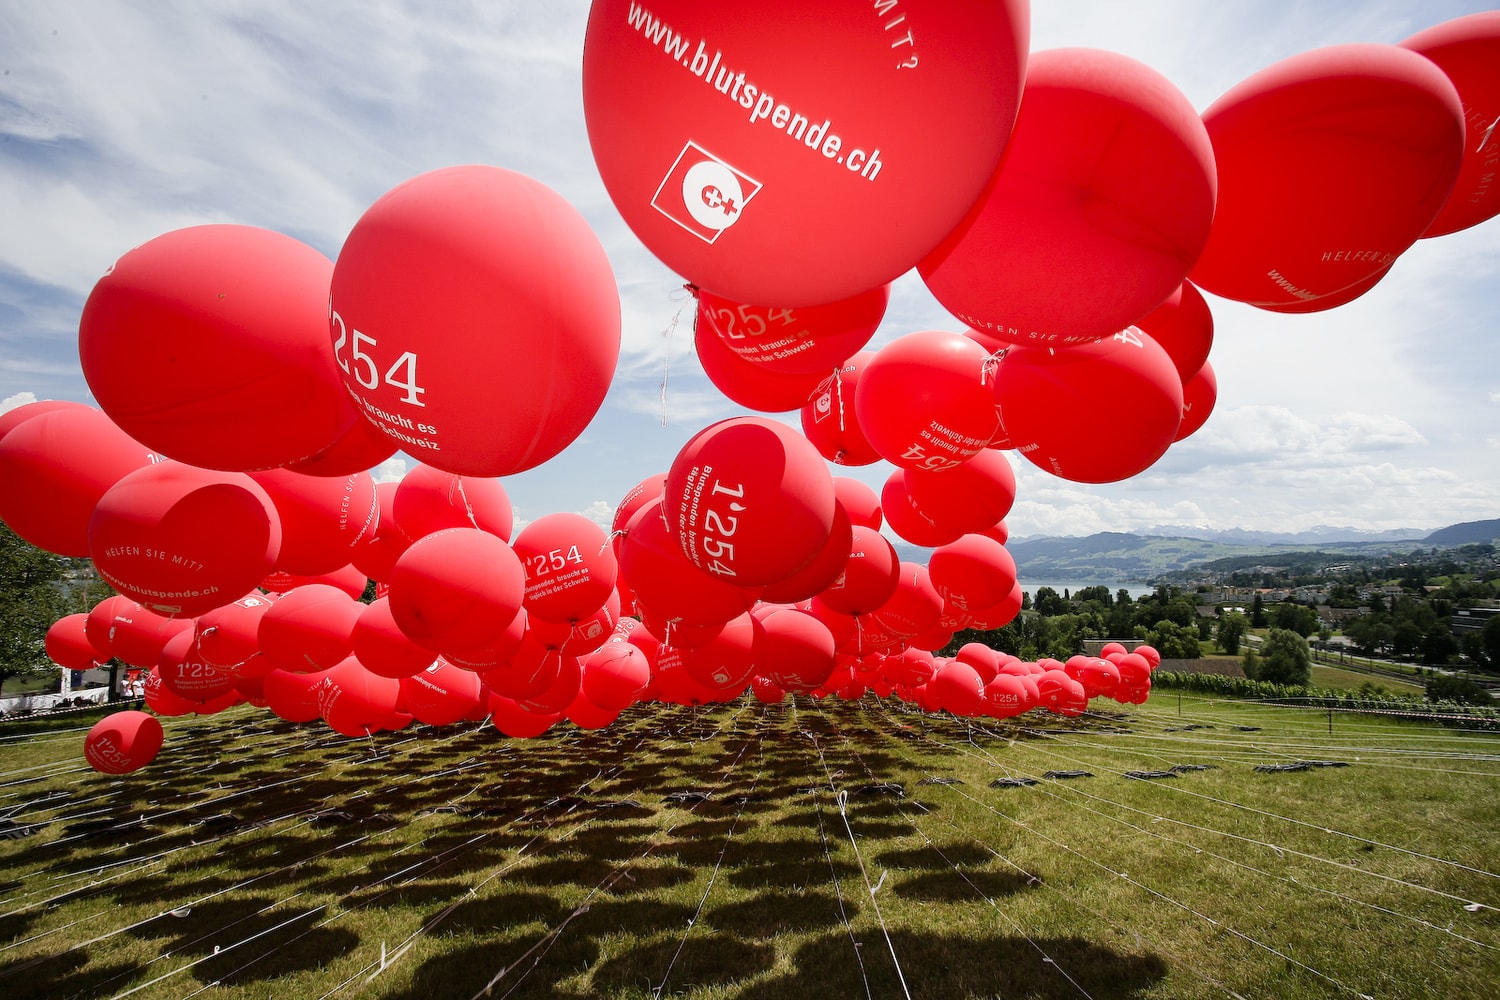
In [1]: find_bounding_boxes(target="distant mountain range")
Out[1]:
[890,518,1500,581]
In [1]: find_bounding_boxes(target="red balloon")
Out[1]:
[954,643,999,684]
[46,614,98,671]
[249,468,379,577]
[581,639,652,712]
[443,606,528,671]
[869,562,943,638]
[854,331,999,472]
[79,225,358,470]
[1402,12,1500,237]
[832,476,881,531]
[967,582,1024,631]
[814,524,900,618]
[619,499,760,628]
[108,602,194,669]
[930,660,985,717]
[84,710,164,774]
[666,416,836,587]
[612,475,668,549]
[800,352,883,467]
[283,411,398,478]
[1135,281,1214,383]
[329,165,620,477]
[85,595,135,659]
[696,284,887,375]
[693,310,827,412]
[928,534,1018,613]
[513,512,618,624]
[1116,652,1152,687]
[754,606,835,694]
[920,48,1216,347]
[319,657,404,737]
[880,469,961,548]
[157,629,235,702]
[1174,361,1218,442]
[582,0,1028,306]
[195,593,274,673]
[262,562,369,601]
[351,481,410,583]
[903,449,1017,539]
[566,691,623,730]
[983,673,1032,718]
[257,584,362,673]
[394,464,513,542]
[488,692,559,739]
[349,596,436,679]
[88,462,281,617]
[759,505,852,605]
[516,648,584,715]
[991,330,1183,483]
[143,666,197,717]
[263,666,333,723]
[1134,645,1162,670]
[386,528,525,652]
[0,399,84,444]
[1037,668,1088,715]
[400,659,484,727]
[1190,44,1464,310]
[0,406,156,557]
[680,612,764,693]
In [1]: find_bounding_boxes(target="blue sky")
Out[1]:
[1,1,1497,540]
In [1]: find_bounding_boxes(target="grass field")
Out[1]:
[1,693,1497,1000]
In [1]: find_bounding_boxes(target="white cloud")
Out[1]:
[0,392,39,414]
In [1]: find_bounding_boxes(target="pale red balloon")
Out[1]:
[582,0,1028,306]
[920,48,1216,347]
[0,406,156,557]
[903,449,1017,539]
[351,596,437,679]
[929,534,1019,613]
[330,166,620,477]
[666,416,836,587]
[696,284,887,375]
[79,225,358,470]
[1402,12,1500,237]
[84,711,163,774]
[832,476,881,531]
[0,399,84,444]
[249,468,379,577]
[800,351,883,467]
[854,330,999,472]
[991,330,1183,483]
[1190,43,1464,310]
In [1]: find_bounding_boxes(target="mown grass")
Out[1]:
[0,693,1496,1000]
[1309,663,1427,697]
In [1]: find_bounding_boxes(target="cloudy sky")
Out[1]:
[2,1,1497,541]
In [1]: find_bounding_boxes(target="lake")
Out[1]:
[1017,579,1159,600]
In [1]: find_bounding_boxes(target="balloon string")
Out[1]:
[980,349,1007,387]
[452,477,478,530]
[1478,115,1499,154]
[662,286,696,428]
[835,364,847,433]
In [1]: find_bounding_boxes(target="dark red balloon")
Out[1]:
[1134,280,1214,383]
[696,284,887,375]
[694,311,827,412]
[79,225,358,470]
[800,352,882,467]
[46,614,98,671]
[386,527,525,652]
[249,468,379,577]
[1174,361,1218,442]
[84,711,164,774]
[583,0,1028,306]
[855,330,999,472]
[394,464,514,542]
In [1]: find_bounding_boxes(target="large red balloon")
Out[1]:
[920,48,1216,347]
[869,563,943,639]
[991,330,1183,483]
[903,449,1017,540]
[195,593,275,674]
[400,659,484,727]
[88,462,281,617]
[352,597,438,679]
[283,411,399,478]
[619,500,760,628]
[696,284,887,375]
[666,416,836,587]
[318,657,404,738]
[1190,44,1464,310]
[249,468,379,577]
[0,406,156,557]
[513,512,618,624]
[263,666,333,723]
[759,504,852,605]
[258,584,363,673]
[880,469,961,548]
[386,527,526,652]
[351,481,410,583]
[754,606,835,694]
[157,630,236,702]
[79,225,358,470]
[1402,12,1500,237]
[582,0,1028,307]
[0,399,83,444]
[800,352,882,467]
[854,330,998,472]
[581,639,651,712]
[928,534,1018,614]
[693,311,828,412]
[814,524,900,618]
[393,464,514,542]
[832,476,881,531]
[329,165,620,477]
[84,711,164,774]
[680,611,764,693]
[46,614,99,671]
[108,602,194,669]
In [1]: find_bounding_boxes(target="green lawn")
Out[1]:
[1,693,1496,999]
[1309,663,1427,697]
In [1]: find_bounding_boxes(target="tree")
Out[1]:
[1146,620,1200,659]
[0,524,69,697]
[1251,593,1267,627]
[1258,627,1312,686]
[1425,673,1494,706]
[1032,586,1068,616]
[1485,616,1500,672]
[1216,611,1248,655]
[1242,644,1259,680]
